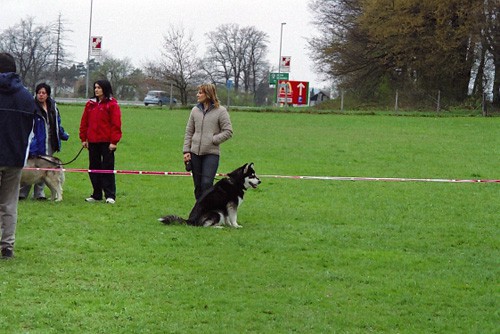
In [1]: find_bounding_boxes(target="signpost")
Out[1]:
[276,80,310,106]
[226,79,233,110]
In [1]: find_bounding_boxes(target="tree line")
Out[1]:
[0,17,273,106]
[308,0,499,109]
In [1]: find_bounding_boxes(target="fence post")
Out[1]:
[340,90,344,112]
[394,90,399,112]
[436,90,441,113]
[169,83,174,110]
[482,92,487,116]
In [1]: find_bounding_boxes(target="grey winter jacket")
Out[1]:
[183,103,233,156]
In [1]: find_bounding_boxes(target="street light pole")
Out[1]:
[277,22,286,106]
[278,22,286,75]
[85,0,94,99]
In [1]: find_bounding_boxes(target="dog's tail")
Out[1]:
[158,215,187,225]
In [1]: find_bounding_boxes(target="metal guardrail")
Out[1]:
[57,98,144,106]
[55,98,262,111]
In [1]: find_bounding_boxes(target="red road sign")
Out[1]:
[91,36,102,56]
[280,56,291,72]
[277,80,309,105]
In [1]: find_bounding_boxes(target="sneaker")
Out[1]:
[1,248,14,260]
[105,198,115,204]
[85,197,101,203]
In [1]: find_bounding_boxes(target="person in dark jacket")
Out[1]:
[79,79,122,204]
[0,52,35,259]
[19,82,69,200]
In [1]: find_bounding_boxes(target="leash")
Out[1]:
[37,146,85,166]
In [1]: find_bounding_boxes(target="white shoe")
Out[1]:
[85,197,100,202]
[105,198,115,204]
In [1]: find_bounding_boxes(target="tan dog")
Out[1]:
[21,156,65,201]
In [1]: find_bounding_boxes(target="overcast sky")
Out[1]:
[1,0,327,89]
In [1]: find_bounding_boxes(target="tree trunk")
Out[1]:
[492,50,500,107]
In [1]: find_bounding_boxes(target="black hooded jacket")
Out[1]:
[0,72,35,167]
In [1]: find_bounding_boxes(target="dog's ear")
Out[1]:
[243,163,254,174]
[228,164,245,178]
[243,163,249,174]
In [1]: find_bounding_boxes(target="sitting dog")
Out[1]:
[20,156,65,201]
[159,163,261,228]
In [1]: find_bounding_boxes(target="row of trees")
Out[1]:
[0,16,72,96]
[0,17,273,106]
[144,24,271,105]
[308,0,499,108]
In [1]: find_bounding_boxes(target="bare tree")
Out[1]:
[204,24,248,90]
[52,13,72,97]
[240,26,269,97]
[0,17,57,91]
[203,24,269,100]
[144,25,201,105]
[92,53,138,100]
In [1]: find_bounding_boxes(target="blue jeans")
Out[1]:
[190,154,219,200]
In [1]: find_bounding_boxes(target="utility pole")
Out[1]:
[276,22,286,106]
[85,0,94,99]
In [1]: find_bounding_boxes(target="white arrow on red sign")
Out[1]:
[297,82,306,96]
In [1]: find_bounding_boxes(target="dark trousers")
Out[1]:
[88,142,116,200]
[190,153,219,200]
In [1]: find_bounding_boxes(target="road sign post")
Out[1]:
[275,80,310,106]
[269,72,289,85]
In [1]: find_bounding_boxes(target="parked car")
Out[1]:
[143,90,177,107]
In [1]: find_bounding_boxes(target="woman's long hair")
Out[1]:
[93,79,113,99]
[35,82,51,97]
[198,83,220,108]
[35,82,53,109]
[35,82,58,150]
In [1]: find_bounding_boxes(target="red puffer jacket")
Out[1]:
[79,97,122,145]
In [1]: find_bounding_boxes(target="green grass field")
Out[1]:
[1,105,499,333]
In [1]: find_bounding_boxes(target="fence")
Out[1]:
[334,89,496,115]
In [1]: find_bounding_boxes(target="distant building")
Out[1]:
[310,90,330,106]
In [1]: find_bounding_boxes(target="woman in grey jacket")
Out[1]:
[183,84,233,199]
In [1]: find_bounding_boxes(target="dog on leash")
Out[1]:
[20,156,65,201]
[159,162,261,228]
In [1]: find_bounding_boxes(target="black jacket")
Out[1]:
[0,72,35,167]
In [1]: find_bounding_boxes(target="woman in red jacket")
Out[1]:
[79,80,122,204]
